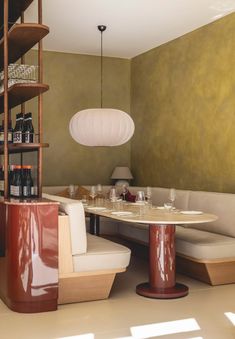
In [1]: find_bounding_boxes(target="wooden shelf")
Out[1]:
[0,0,47,201]
[0,0,33,28]
[0,82,49,112]
[0,23,49,71]
[0,142,49,154]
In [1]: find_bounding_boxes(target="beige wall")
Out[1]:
[131,13,235,192]
[23,51,131,186]
[15,13,235,191]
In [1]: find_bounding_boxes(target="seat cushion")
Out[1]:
[73,233,131,272]
[176,225,235,260]
[42,193,87,255]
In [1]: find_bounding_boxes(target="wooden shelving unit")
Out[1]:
[0,0,48,198]
[0,23,49,70]
[0,0,59,314]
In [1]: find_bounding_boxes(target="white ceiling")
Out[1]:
[24,0,235,59]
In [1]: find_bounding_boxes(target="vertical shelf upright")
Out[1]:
[3,0,9,198]
[0,0,59,313]
[37,0,43,197]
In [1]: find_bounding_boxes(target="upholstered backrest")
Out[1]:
[151,187,170,206]
[129,187,189,210]
[174,189,190,210]
[42,193,87,255]
[188,190,235,238]
[127,186,169,206]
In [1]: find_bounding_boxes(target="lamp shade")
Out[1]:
[111,167,133,180]
[69,108,135,147]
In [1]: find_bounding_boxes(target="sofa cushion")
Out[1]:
[42,193,87,255]
[176,225,235,260]
[187,190,235,238]
[73,233,131,272]
[118,223,235,260]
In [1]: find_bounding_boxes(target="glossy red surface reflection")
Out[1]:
[136,224,188,299]
[0,200,59,313]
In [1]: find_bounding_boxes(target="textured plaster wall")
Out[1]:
[24,51,131,186]
[131,13,235,192]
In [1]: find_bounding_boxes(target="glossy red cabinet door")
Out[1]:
[0,200,59,313]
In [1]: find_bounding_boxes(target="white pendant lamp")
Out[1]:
[69,25,135,147]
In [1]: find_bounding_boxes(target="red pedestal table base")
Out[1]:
[136,282,188,299]
[136,224,188,299]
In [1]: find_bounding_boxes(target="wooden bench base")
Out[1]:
[176,254,235,285]
[59,269,124,304]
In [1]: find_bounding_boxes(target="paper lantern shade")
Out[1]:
[69,108,135,146]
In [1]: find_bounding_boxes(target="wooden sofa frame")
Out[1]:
[58,215,125,304]
[176,253,235,286]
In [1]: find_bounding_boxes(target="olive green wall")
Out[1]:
[23,51,131,186]
[131,13,235,192]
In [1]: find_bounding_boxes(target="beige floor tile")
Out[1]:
[0,256,235,339]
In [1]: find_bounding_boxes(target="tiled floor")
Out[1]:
[1,256,235,339]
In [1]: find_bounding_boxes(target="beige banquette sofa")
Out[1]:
[42,193,131,304]
[43,186,235,286]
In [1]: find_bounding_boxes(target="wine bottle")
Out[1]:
[13,113,24,144]
[22,165,33,198]
[12,165,22,198]
[23,112,34,143]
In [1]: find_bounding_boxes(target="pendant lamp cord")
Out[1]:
[98,25,106,108]
[100,29,103,108]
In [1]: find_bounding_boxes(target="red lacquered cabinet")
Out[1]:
[0,199,59,313]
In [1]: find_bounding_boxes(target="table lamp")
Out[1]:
[111,167,133,186]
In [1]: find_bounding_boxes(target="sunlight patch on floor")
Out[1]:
[130,318,200,338]
[57,334,94,339]
[224,312,235,325]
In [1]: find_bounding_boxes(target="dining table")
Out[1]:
[85,202,217,299]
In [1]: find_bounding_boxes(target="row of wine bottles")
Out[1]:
[0,112,34,145]
[0,165,36,198]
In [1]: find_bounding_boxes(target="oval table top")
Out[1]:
[85,204,217,225]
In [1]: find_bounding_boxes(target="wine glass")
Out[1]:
[109,187,118,202]
[135,191,145,203]
[97,184,102,194]
[146,186,152,205]
[135,191,146,215]
[96,184,104,206]
[169,188,176,209]
[89,186,97,205]
[68,184,76,198]
[122,184,128,201]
